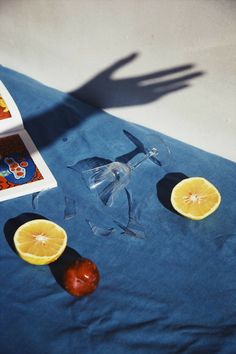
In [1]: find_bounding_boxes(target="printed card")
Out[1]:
[0,81,23,134]
[0,81,57,201]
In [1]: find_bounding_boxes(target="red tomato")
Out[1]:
[63,258,100,297]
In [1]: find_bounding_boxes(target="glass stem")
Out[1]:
[129,148,158,170]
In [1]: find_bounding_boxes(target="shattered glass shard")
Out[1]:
[68,156,112,175]
[114,189,146,239]
[86,220,115,237]
[32,190,50,209]
[64,196,76,220]
[32,191,40,209]
[114,220,146,239]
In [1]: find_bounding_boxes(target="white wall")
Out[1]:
[0,0,236,161]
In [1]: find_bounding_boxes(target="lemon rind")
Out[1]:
[170,177,221,220]
[13,219,67,265]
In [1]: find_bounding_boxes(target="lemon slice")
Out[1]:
[14,219,67,265]
[171,177,221,220]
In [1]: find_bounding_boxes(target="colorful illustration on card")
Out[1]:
[0,134,44,191]
[0,95,12,120]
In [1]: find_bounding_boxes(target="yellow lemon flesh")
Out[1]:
[171,177,221,220]
[14,219,67,265]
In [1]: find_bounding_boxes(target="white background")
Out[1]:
[0,0,235,161]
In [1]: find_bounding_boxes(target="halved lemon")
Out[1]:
[171,177,221,220]
[14,219,67,265]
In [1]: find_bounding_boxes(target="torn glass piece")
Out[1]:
[82,162,130,207]
[32,191,41,209]
[126,189,135,220]
[82,147,158,208]
[114,189,146,239]
[126,216,146,239]
[64,196,76,220]
[114,220,146,239]
[86,220,115,237]
[68,156,112,176]
[148,153,162,166]
[121,129,171,167]
[126,189,146,238]
[32,190,53,210]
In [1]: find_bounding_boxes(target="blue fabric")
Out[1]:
[1,65,236,354]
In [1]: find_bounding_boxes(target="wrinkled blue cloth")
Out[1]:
[0,65,236,354]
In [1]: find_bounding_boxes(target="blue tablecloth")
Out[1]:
[1,65,236,354]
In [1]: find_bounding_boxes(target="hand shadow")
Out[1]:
[71,52,204,108]
[21,52,204,154]
[156,173,188,214]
